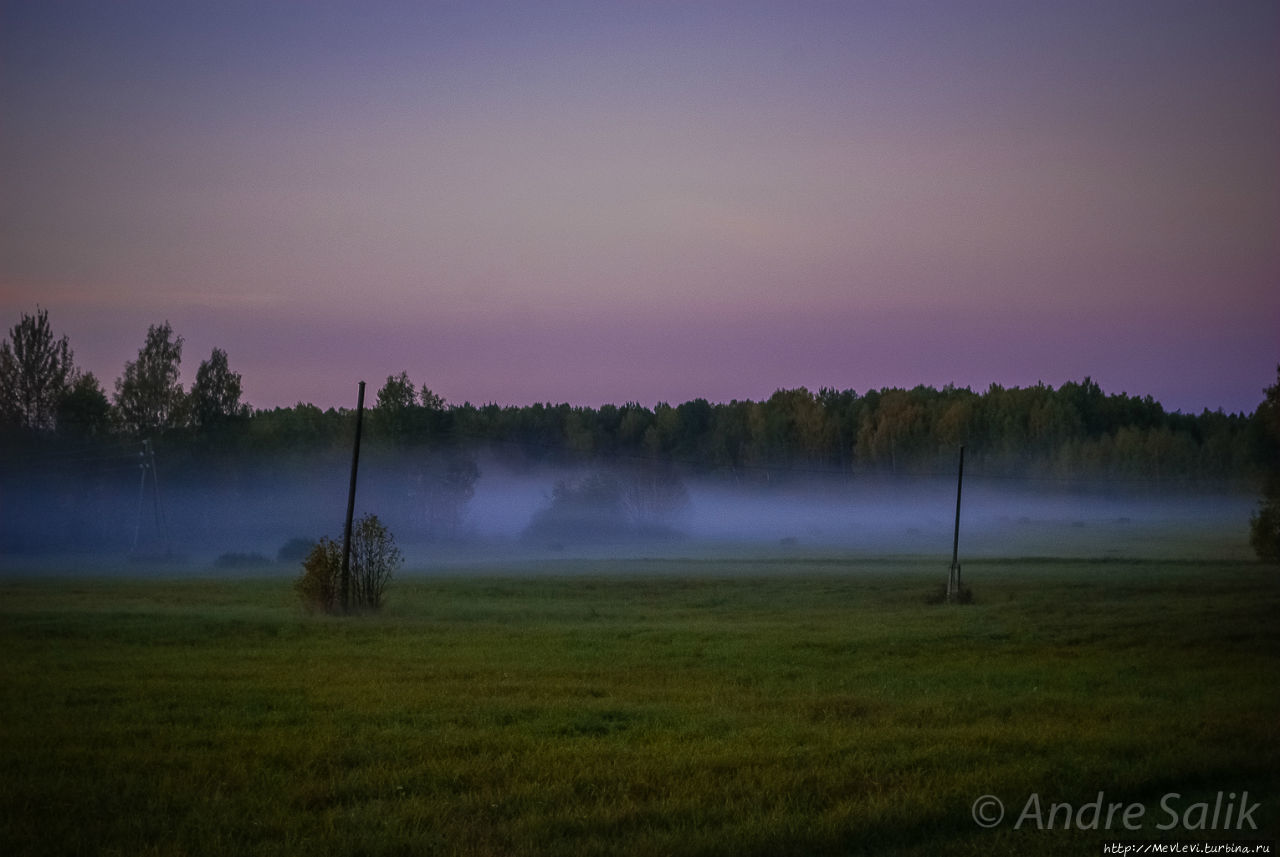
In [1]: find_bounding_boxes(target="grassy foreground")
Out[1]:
[1,559,1277,856]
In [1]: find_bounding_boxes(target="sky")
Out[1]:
[2,1,1277,414]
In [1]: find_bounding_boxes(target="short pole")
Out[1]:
[341,381,366,614]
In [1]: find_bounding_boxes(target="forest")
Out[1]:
[2,310,1277,558]
[2,310,1270,479]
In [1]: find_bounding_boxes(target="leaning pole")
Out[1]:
[341,381,366,614]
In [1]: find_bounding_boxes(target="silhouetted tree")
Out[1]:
[0,308,75,432]
[373,371,441,444]
[114,322,185,436]
[377,371,417,412]
[1249,366,1280,563]
[419,384,444,411]
[56,372,113,438]
[189,347,248,432]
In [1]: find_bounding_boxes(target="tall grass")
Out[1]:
[1,559,1276,855]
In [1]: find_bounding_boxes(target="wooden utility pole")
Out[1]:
[145,439,170,555]
[340,381,366,614]
[947,444,965,603]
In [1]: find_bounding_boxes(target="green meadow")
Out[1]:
[1,558,1276,856]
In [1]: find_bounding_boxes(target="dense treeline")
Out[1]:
[241,378,1265,485]
[0,309,1271,485]
[3,309,1276,558]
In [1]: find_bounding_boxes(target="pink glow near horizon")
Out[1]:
[2,2,1277,414]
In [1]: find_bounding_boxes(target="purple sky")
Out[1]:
[3,1,1277,414]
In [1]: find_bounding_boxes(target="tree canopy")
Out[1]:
[0,309,1271,486]
[1,308,1273,559]
[190,347,248,432]
[1248,365,1280,562]
[0,308,75,432]
[114,322,186,437]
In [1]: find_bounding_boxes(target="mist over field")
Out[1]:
[0,445,1255,575]
[3,300,1272,573]
[2,5,1277,853]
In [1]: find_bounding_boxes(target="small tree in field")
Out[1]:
[294,514,401,614]
[294,536,342,614]
[348,514,400,611]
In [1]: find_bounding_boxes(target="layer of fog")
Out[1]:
[0,449,1257,575]
[462,468,1252,561]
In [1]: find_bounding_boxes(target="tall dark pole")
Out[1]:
[144,439,170,555]
[948,444,965,602]
[341,381,366,614]
[133,442,148,551]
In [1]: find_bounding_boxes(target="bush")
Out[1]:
[522,468,689,544]
[523,473,628,543]
[348,514,400,611]
[294,536,341,614]
[294,514,401,614]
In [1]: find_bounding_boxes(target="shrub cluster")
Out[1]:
[294,514,400,614]
[522,468,690,544]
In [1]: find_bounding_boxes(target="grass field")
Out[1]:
[1,557,1277,856]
